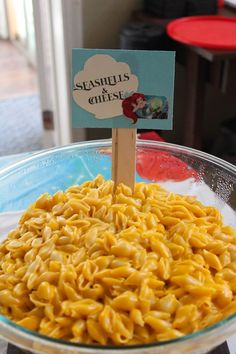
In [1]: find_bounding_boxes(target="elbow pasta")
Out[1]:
[0,175,236,345]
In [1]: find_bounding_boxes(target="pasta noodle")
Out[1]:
[0,175,236,345]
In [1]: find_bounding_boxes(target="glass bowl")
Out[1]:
[0,139,235,354]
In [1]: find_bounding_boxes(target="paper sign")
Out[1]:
[72,49,175,129]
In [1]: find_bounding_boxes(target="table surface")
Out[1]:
[135,5,236,149]
[135,6,236,62]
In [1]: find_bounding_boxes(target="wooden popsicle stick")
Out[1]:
[112,128,137,190]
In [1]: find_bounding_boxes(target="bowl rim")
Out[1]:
[0,139,235,178]
[0,139,236,351]
[0,311,236,351]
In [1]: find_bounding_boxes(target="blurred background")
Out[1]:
[0,0,235,163]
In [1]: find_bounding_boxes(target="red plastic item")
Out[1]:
[137,132,197,182]
[167,16,236,49]
[218,0,224,7]
[101,132,197,182]
[136,151,198,182]
[138,131,165,142]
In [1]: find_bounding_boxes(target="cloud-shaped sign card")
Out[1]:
[72,49,175,129]
[73,55,139,119]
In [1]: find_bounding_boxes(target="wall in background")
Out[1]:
[82,0,142,49]
[0,0,8,38]
[72,0,142,142]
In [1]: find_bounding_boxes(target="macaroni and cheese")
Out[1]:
[0,175,235,345]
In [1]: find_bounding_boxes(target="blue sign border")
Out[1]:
[72,49,175,129]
